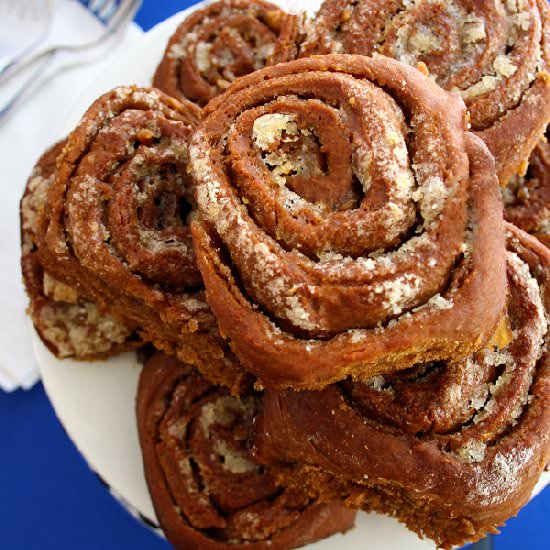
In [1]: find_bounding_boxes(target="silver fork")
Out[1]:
[0,0,142,82]
[0,0,142,121]
[0,0,55,76]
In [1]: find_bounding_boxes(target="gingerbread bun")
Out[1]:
[136,351,356,550]
[33,86,246,391]
[153,0,299,106]
[252,224,550,548]
[300,0,550,184]
[190,55,506,389]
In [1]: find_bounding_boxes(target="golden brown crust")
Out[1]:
[503,129,550,248]
[32,87,246,391]
[136,351,356,550]
[300,0,550,184]
[153,0,299,107]
[20,141,140,359]
[190,54,507,389]
[252,224,550,548]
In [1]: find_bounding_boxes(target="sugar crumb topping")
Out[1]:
[471,448,534,503]
[462,15,486,44]
[195,42,212,73]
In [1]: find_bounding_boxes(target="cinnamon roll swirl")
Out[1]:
[503,129,550,247]
[190,55,507,389]
[136,351,355,549]
[33,87,245,390]
[300,0,550,184]
[21,141,139,359]
[153,0,299,107]
[252,224,550,548]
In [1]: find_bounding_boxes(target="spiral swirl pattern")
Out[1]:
[21,141,139,359]
[35,87,244,389]
[153,0,298,106]
[252,224,550,548]
[136,352,356,549]
[503,127,550,247]
[300,0,550,184]
[190,55,506,389]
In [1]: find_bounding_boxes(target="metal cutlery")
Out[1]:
[0,0,142,122]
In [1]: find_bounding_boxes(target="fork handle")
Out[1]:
[0,0,142,86]
[0,47,57,86]
[0,52,55,124]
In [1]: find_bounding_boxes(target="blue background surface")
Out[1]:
[1,1,547,548]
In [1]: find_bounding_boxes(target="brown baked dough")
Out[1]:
[503,128,550,247]
[300,0,550,184]
[136,351,356,550]
[20,141,140,359]
[153,0,299,106]
[33,87,246,391]
[190,54,507,389]
[252,224,550,548]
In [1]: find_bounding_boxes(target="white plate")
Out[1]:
[34,326,550,550]
[37,2,549,549]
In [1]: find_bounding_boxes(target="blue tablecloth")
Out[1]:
[1,2,547,548]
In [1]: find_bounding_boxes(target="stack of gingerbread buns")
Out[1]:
[20,1,550,548]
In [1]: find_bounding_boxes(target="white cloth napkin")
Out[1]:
[0,1,142,392]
